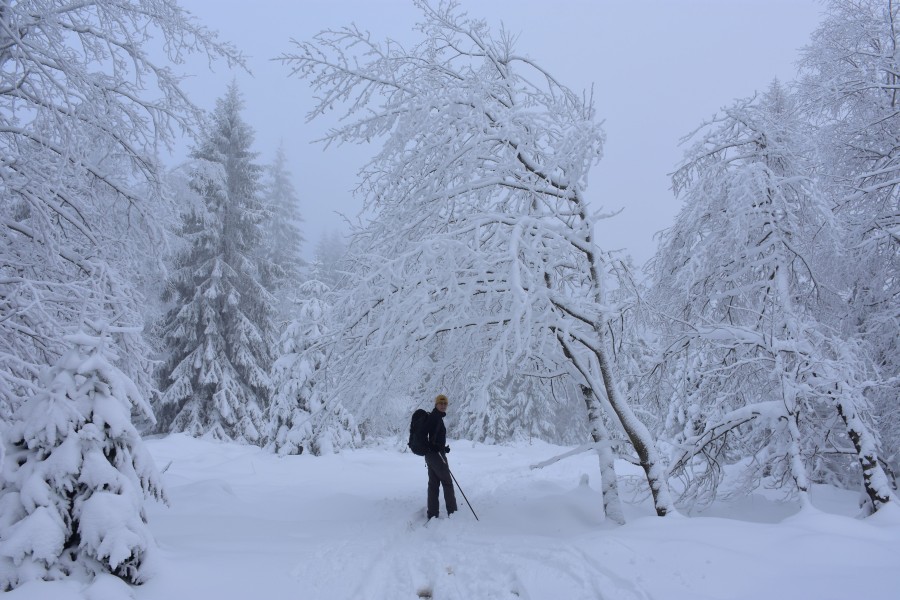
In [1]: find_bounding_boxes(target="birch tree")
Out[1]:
[281,0,673,517]
[648,82,895,514]
[798,0,900,479]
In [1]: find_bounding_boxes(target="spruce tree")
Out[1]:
[262,143,306,321]
[157,84,274,444]
[310,230,348,292]
[0,327,165,589]
[269,281,360,455]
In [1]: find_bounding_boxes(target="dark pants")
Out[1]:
[425,452,457,518]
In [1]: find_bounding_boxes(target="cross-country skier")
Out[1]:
[424,394,457,519]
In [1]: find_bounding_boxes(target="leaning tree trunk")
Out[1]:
[544,188,675,517]
[559,333,675,517]
[775,353,813,510]
[581,201,675,517]
[589,334,675,517]
[832,387,895,514]
[579,384,626,524]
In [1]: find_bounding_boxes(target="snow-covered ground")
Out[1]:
[9,434,900,599]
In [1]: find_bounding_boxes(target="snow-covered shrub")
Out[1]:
[0,328,165,590]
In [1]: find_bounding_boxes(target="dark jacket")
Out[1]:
[425,407,447,453]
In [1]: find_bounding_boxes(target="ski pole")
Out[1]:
[442,453,479,521]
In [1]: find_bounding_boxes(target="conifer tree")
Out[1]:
[269,281,360,455]
[310,230,348,292]
[156,85,275,444]
[0,326,165,589]
[261,143,306,321]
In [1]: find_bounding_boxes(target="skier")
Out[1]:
[425,394,457,519]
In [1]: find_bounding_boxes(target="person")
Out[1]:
[424,394,457,520]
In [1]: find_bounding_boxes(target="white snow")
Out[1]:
[8,434,899,599]
[0,506,65,564]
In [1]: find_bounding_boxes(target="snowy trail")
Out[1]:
[138,436,658,600]
[13,434,897,600]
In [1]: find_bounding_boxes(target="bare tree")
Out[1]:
[0,0,241,413]
[280,0,673,518]
[647,82,895,514]
[798,0,900,482]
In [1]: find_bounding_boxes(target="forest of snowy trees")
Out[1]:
[0,0,896,591]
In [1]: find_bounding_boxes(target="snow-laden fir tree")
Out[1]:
[261,143,306,322]
[0,326,165,589]
[310,230,349,293]
[459,376,516,445]
[798,0,900,482]
[646,81,894,513]
[156,84,275,444]
[269,280,360,455]
[281,0,673,517]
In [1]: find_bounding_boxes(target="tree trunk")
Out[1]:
[834,390,895,514]
[589,334,675,517]
[580,384,626,524]
[776,355,813,510]
[560,333,675,517]
[783,410,813,510]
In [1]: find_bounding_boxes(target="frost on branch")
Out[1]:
[646,81,895,513]
[0,0,243,420]
[798,0,900,492]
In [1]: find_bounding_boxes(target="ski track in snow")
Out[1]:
[296,518,649,600]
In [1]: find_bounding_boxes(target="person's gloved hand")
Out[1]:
[443,446,450,454]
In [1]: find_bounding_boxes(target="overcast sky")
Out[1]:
[172,0,823,267]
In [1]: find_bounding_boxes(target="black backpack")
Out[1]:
[407,408,430,456]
